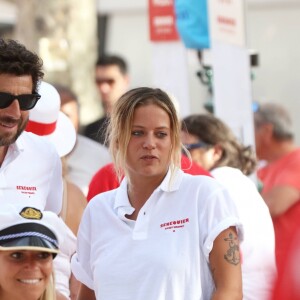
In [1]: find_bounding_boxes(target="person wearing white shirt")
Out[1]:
[0,38,65,300]
[181,113,277,300]
[72,87,243,300]
[0,38,62,215]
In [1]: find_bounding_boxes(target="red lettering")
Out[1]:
[16,185,37,191]
[217,16,236,26]
[160,217,190,228]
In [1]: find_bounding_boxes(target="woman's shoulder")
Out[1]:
[182,171,218,185]
[181,172,225,195]
[87,188,119,209]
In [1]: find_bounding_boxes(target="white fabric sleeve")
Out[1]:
[198,184,244,262]
[71,206,94,290]
[45,149,63,215]
[53,223,77,300]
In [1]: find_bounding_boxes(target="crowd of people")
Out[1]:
[0,36,299,300]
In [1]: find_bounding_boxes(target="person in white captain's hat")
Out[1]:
[26,81,87,300]
[0,204,66,300]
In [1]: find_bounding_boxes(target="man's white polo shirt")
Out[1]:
[0,131,63,214]
[72,168,242,300]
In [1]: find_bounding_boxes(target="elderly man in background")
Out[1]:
[254,102,300,274]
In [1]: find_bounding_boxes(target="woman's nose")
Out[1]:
[142,135,155,149]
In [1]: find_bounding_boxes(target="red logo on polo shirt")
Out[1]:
[16,185,37,195]
[160,218,189,232]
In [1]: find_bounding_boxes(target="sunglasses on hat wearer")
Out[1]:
[184,142,211,150]
[0,92,41,111]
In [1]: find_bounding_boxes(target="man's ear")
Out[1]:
[261,123,274,142]
[124,74,130,86]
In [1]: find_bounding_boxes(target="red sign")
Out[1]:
[148,0,179,42]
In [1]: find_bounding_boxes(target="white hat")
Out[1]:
[0,204,65,257]
[25,81,76,157]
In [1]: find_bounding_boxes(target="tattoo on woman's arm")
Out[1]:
[224,232,240,265]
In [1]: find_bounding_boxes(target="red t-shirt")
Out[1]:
[87,155,211,201]
[271,226,300,300]
[258,148,300,272]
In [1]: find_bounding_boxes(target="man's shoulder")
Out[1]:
[289,148,300,158]
[82,116,109,144]
[85,116,108,131]
[17,132,58,156]
[74,134,110,155]
[275,148,300,167]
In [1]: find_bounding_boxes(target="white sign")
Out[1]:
[151,42,191,118]
[208,0,255,149]
[211,42,254,146]
[209,0,246,47]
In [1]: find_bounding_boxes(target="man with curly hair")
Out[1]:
[0,38,68,299]
[0,38,63,219]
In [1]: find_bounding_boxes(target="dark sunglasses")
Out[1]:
[0,92,41,111]
[95,78,115,86]
[184,142,211,150]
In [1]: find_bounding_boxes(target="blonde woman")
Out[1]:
[72,87,243,300]
[0,205,66,300]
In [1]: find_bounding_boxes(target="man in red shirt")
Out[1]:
[254,103,300,274]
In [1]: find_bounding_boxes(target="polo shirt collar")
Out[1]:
[12,133,25,153]
[4,133,25,165]
[114,177,131,210]
[160,166,184,192]
[114,166,184,211]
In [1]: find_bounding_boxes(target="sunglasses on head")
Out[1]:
[184,142,211,150]
[0,92,41,111]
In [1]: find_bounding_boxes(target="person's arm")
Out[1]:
[262,185,300,217]
[209,226,242,300]
[56,291,68,300]
[76,283,96,300]
[65,181,87,235]
[70,273,81,300]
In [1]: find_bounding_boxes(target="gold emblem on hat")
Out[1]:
[19,207,43,220]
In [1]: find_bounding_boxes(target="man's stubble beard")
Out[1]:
[0,116,29,147]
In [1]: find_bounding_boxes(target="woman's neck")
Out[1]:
[126,174,166,220]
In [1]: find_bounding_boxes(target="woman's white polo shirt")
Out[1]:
[72,168,242,300]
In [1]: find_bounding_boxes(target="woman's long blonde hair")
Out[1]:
[40,272,56,300]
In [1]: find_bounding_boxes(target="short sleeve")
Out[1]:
[71,206,94,290]
[198,183,243,261]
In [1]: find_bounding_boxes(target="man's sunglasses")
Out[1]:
[95,78,115,86]
[184,142,211,150]
[0,92,41,111]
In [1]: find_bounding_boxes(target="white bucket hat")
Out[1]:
[25,81,76,157]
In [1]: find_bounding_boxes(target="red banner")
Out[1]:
[148,0,179,42]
